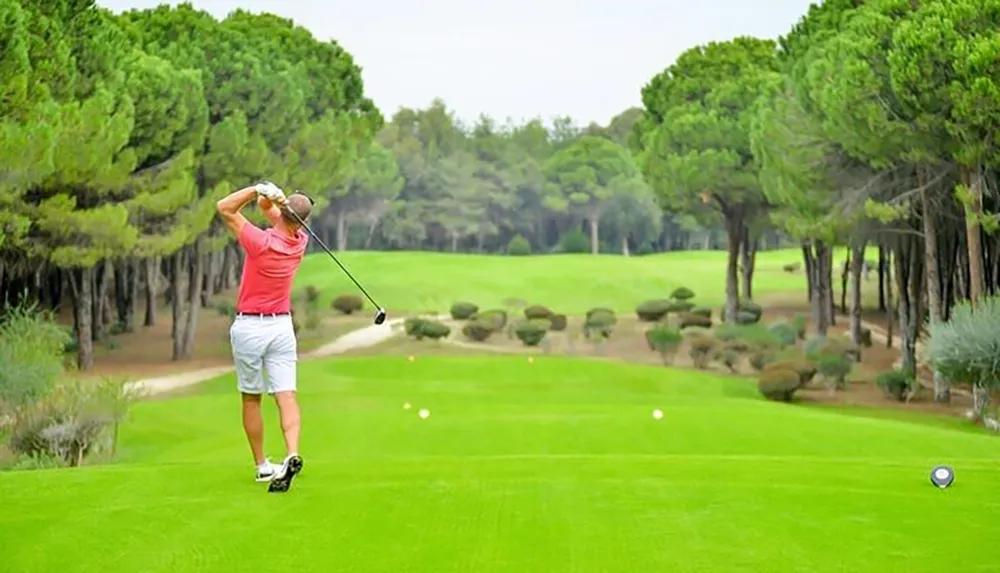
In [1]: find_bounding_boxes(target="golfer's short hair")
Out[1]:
[282,193,313,224]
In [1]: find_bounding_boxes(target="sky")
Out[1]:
[97,0,816,127]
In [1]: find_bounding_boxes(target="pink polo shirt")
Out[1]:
[235,223,309,314]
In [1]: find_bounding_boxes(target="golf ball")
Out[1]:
[652,409,664,419]
[408,355,415,362]
[527,356,534,363]
[403,402,411,410]
[418,408,430,419]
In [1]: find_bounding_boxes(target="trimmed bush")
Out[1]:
[450,302,479,320]
[769,322,798,348]
[875,369,914,401]
[722,299,763,323]
[645,325,684,364]
[667,300,695,313]
[461,320,494,342]
[763,360,817,387]
[757,369,802,402]
[805,335,860,363]
[636,299,673,322]
[303,285,320,302]
[559,229,590,253]
[474,309,508,331]
[859,328,873,348]
[817,354,852,389]
[548,314,568,331]
[416,320,451,340]
[0,304,72,410]
[679,313,712,329]
[524,305,554,320]
[790,314,808,339]
[715,323,781,352]
[735,311,759,325]
[670,287,695,301]
[688,334,717,369]
[514,321,548,346]
[583,311,616,339]
[506,234,531,255]
[331,294,363,315]
[749,351,776,371]
[404,317,428,337]
[690,306,712,319]
[718,349,740,373]
[586,307,615,321]
[782,262,802,273]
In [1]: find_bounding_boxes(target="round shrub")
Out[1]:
[690,306,712,319]
[723,339,751,353]
[462,320,494,342]
[790,314,808,339]
[586,307,615,321]
[584,311,615,339]
[331,294,363,315]
[716,323,781,352]
[740,299,763,320]
[670,287,695,301]
[548,313,568,331]
[817,354,852,388]
[688,334,718,369]
[404,317,428,337]
[875,369,914,401]
[757,369,802,402]
[679,313,712,330]
[763,360,817,387]
[559,229,589,253]
[806,335,860,363]
[417,320,451,340]
[782,262,802,273]
[749,351,776,371]
[506,234,531,255]
[735,311,759,325]
[718,348,740,373]
[304,285,321,302]
[859,327,873,348]
[769,322,798,348]
[645,324,683,353]
[524,305,554,320]
[514,321,548,346]
[450,302,479,320]
[636,299,673,322]
[667,300,695,313]
[474,309,508,331]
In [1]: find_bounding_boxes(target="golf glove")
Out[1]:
[255,181,286,203]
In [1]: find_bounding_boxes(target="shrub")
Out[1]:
[559,229,590,253]
[722,300,763,323]
[782,262,802,273]
[303,285,320,302]
[670,287,695,301]
[506,234,531,255]
[876,369,914,402]
[859,328,873,348]
[586,307,615,321]
[718,349,740,373]
[735,311,760,325]
[790,314,808,339]
[450,302,479,320]
[679,313,712,329]
[461,320,494,342]
[635,299,673,322]
[715,323,781,353]
[805,335,860,363]
[9,378,137,467]
[927,298,1000,417]
[757,369,802,402]
[690,307,712,319]
[0,303,72,412]
[474,309,508,331]
[645,325,684,364]
[404,317,428,336]
[331,294,363,315]
[688,334,717,369]
[548,314,568,331]
[524,305,554,320]
[763,360,817,387]
[416,320,451,340]
[749,351,776,371]
[769,322,798,348]
[817,354,852,389]
[667,300,695,313]
[514,321,548,346]
[215,299,236,319]
[583,311,616,340]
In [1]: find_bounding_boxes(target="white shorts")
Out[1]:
[229,315,298,395]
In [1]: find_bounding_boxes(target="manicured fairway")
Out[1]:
[3,356,998,572]
[294,249,809,313]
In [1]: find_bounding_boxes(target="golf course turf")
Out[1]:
[3,355,998,572]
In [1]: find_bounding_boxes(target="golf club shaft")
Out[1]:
[283,206,381,310]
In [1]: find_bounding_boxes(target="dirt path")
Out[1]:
[125,317,407,397]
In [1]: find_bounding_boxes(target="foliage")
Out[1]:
[404,317,428,337]
[474,309,508,332]
[645,324,684,364]
[769,322,799,348]
[514,321,548,347]
[524,305,554,320]
[763,360,817,387]
[670,287,695,301]
[635,299,673,322]
[506,234,531,256]
[583,310,615,340]
[679,313,712,330]
[461,320,494,342]
[927,298,1000,406]
[331,294,364,315]
[548,314,568,331]
[749,351,776,372]
[717,349,741,373]
[449,302,479,320]
[558,229,590,253]
[410,320,451,341]
[817,354,852,389]
[690,306,712,319]
[790,314,808,340]
[757,369,802,402]
[0,303,72,412]
[688,334,717,369]
[875,369,915,402]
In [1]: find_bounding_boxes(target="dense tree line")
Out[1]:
[635,0,1000,411]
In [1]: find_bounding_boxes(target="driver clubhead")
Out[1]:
[373,307,387,325]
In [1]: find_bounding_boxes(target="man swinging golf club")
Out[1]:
[217,181,313,493]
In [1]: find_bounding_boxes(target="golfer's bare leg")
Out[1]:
[241,393,266,465]
[274,391,300,455]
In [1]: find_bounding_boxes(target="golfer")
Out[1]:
[216,181,312,492]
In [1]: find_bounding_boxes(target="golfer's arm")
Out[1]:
[257,195,283,226]
[216,186,258,236]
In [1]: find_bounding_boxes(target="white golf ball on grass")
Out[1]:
[403,402,411,410]
[418,408,430,419]
[652,409,664,420]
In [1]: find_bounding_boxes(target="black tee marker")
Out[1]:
[930,465,955,488]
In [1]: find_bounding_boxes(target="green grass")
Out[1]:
[297,249,809,314]
[3,356,999,572]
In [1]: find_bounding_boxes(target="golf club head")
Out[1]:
[373,307,387,325]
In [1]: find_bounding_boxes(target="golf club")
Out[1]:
[279,193,386,325]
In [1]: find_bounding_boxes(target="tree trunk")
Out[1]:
[171,250,187,361]
[181,243,204,360]
[893,238,919,374]
[202,249,217,307]
[739,227,755,300]
[972,383,991,418]
[621,236,630,256]
[885,248,894,349]
[144,256,158,327]
[877,245,887,312]
[849,243,865,352]
[827,251,836,326]
[68,267,95,371]
[921,185,949,403]
[364,220,378,249]
[723,217,743,323]
[810,240,831,335]
[802,243,814,303]
[336,211,348,252]
[588,217,599,255]
[114,259,139,333]
[962,165,985,306]
[840,252,849,315]
[92,260,112,342]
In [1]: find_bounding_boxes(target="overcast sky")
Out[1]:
[97,0,815,126]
